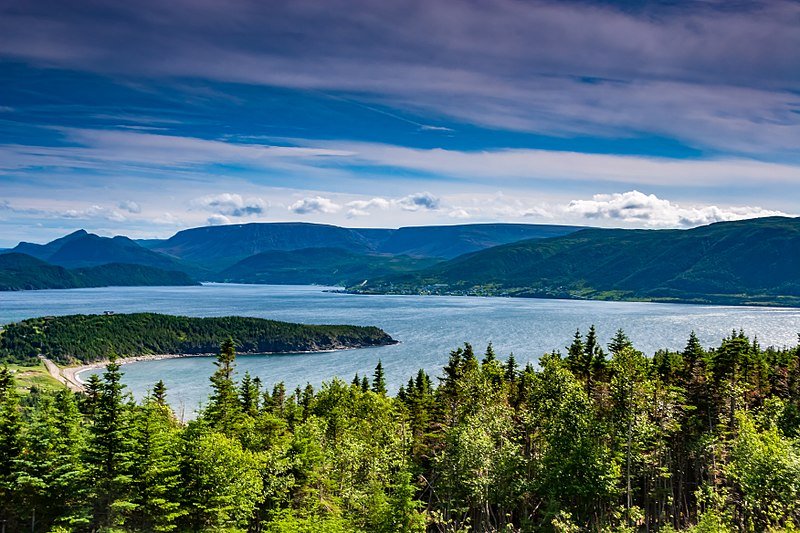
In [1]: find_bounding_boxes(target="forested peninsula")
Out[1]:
[0,313,397,365]
[1,329,799,531]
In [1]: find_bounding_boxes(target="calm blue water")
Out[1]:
[2,284,799,416]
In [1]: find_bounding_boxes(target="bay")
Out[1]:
[2,283,799,416]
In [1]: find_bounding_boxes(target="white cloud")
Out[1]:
[289,196,341,215]
[192,193,268,217]
[396,192,440,211]
[448,208,471,219]
[346,197,392,211]
[564,190,789,228]
[118,200,141,213]
[61,204,126,222]
[152,212,182,226]
[207,214,231,225]
[342,193,441,216]
[346,208,370,218]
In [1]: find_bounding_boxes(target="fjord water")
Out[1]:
[2,284,799,414]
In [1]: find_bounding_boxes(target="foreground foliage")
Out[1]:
[1,328,799,532]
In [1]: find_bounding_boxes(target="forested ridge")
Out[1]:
[352,216,800,307]
[0,253,198,292]
[2,328,800,532]
[0,313,396,365]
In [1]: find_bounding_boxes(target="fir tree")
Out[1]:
[0,365,22,529]
[127,398,185,531]
[608,328,633,355]
[239,371,260,417]
[152,380,168,407]
[86,355,134,530]
[205,338,242,435]
[372,360,387,395]
[505,353,518,382]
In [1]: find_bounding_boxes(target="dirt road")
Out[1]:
[40,357,85,392]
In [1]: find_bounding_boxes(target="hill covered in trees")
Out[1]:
[143,222,582,269]
[1,328,799,531]
[217,247,439,286]
[8,230,201,274]
[4,223,582,287]
[353,216,800,306]
[0,253,198,291]
[0,313,397,365]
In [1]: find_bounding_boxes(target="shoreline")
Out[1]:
[65,342,398,386]
[65,353,209,386]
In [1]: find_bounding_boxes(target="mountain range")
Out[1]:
[352,216,800,306]
[0,222,582,289]
[2,218,799,306]
[143,222,581,270]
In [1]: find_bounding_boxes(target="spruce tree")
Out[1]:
[52,389,91,528]
[128,398,185,531]
[505,353,518,382]
[372,360,387,395]
[608,328,632,355]
[271,382,286,414]
[482,342,497,365]
[301,383,314,420]
[205,338,243,435]
[82,373,102,416]
[86,355,134,530]
[239,371,260,417]
[152,380,168,407]
[0,365,22,529]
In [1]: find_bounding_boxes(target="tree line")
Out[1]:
[1,327,799,532]
[0,313,395,365]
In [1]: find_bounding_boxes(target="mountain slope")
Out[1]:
[143,221,584,270]
[217,247,440,286]
[0,253,80,290]
[367,223,581,258]
[11,229,91,261]
[7,230,203,276]
[0,253,198,291]
[147,222,379,270]
[353,217,800,306]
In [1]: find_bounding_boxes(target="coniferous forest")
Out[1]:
[2,329,800,532]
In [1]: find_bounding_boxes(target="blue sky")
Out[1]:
[1,0,798,246]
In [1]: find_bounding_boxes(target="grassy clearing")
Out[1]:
[7,361,65,393]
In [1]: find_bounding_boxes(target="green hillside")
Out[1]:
[144,221,583,270]
[7,230,205,276]
[353,216,800,306]
[217,247,439,285]
[0,312,397,364]
[0,253,198,291]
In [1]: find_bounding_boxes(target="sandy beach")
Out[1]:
[60,353,211,389]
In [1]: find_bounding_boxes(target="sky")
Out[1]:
[1,0,799,246]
